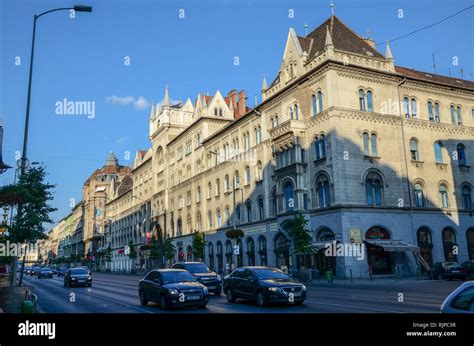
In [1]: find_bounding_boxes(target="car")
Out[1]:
[31,267,41,276]
[25,267,33,275]
[57,266,68,276]
[138,269,210,309]
[460,260,474,278]
[172,262,222,295]
[64,267,92,287]
[431,262,467,281]
[441,281,474,313]
[223,266,307,307]
[48,267,58,275]
[38,268,53,279]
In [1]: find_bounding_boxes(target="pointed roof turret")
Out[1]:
[325,24,333,47]
[149,100,155,119]
[162,83,170,107]
[385,41,393,61]
[262,75,268,91]
[105,151,118,166]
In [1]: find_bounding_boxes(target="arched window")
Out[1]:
[316,174,331,208]
[414,183,426,207]
[294,104,299,119]
[215,179,220,195]
[283,181,295,211]
[177,217,183,236]
[462,185,472,209]
[208,243,215,271]
[417,227,433,269]
[216,209,222,228]
[434,103,440,123]
[439,184,450,208]
[208,210,213,229]
[225,206,231,226]
[457,143,468,167]
[186,214,192,233]
[258,236,267,266]
[216,241,223,273]
[314,135,327,160]
[427,101,434,121]
[410,139,419,161]
[225,240,232,267]
[363,132,369,155]
[410,98,417,118]
[258,197,265,220]
[207,182,212,199]
[366,171,383,206]
[234,171,240,189]
[246,200,252,222]
[456,106,462,125]
[236,238,243,267]
[442,228,457,262]
[187,245,193,261]
[467,228,474,260]
[370,134,378,156]
[312,94,317,116]
[196,212,202,231]
[289,106,294,120]
[245,165,251,185]
[359,89,366,111]
[403,97,410,117]
[275,115,279,126]
[225,175,230,192]
[450,105,456,125]
[434,141,444,164]
[246,237,255,266]
[367,90,373,112]
[271,117,274,128]
[318,90,323,113]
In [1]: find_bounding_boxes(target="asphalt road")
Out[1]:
[22,272,464,313]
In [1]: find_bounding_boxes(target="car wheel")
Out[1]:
[256,291,267,307]
[159,295,168,310]
[139,290,148,306]
[87,283,92,287]
[199,302,208,309]
[226,289,236,303]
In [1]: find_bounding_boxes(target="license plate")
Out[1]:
[79,279,86,282]
[186,295,201,301]
[207,286,216,290]
[451,270,459,273]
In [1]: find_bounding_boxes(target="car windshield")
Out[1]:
[71,268,88,275]
[185,264,210,273]
[162,271,196,284]
[444,262,459,268]
[253,268,290,280]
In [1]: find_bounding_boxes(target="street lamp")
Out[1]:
[15,5,92,287]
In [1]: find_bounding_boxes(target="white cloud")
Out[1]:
[106,95,150,110]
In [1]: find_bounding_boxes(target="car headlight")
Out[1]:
[216,274,222,281]
[302,285,307,291]
[169,289,179,295]
[203,286,209,294]
[268,287,280,292]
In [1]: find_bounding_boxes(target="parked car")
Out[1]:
[31,267,41,276]
[25,267,33,275]
[63,267,92,287]
[441,281,474,313]
[223,266,307,307]
[172,262,222,295]
[460,260,474,278]
[57,266,68,276]
[48,267,58,275]
[138,269,209,309]
[431,262,467,281]
[38,268,53,279]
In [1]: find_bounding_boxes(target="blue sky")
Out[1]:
[0,0,473,225]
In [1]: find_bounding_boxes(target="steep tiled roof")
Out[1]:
[395,66,474,90]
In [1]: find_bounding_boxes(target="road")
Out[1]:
[21,272,464,313]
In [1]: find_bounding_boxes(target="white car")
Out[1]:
[440,281,474,313]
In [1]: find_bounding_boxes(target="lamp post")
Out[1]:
[14,5,92,287]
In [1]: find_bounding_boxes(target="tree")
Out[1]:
[286,212,315,268]
[105,246,112,263]
[163,238,176,266]
[225,228,244,240]
[127,240,137,272]
[0,166,57,286]
[191,231,206,261]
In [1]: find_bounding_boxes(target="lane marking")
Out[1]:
[304,300,403,313]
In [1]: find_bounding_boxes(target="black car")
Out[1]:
[57,266,68,276]
[64,268,92,287]
[138,269,209,309]
[460,260,474,278]
[38,268,53,279]
[223,266,307,307]
[49,267,58,275]
[172,262,222,295]
[31,267,41,276]
[431,262,467,281]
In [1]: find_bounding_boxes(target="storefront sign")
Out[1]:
[348,227,362,243]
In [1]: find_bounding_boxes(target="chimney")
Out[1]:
[237,90,246,119]
[227,90,238,113]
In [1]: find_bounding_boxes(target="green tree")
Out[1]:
[163,238,176,265]
[0,166,57,286]
[286,212,315,268]
[191,231,206,261]
[105,246,112,263]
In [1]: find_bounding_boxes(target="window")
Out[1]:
[427,101,434,121]
[439,184,450,208]
[247,238,255,266]
[256,161,263,181]
[312,94,317,116]
[294,104,299,120]
[410,139,419,161]
[366,171,383,206]
[457,144,468,167]
[367,90,373,112]
[225,206,231,226]
[197,186,201,203]
[207,182,212,199]
[208,243,215,271]
[197,133,201,146]
[417,227,433,269]
[258,236,267,266]
[318,91,323,113]
[216,209,222,228]
[208,210,213,229]
[215,179,220,196]
[456,106,462,125]
[225,175,230,192]
[414,183,425,207]
[403,97,409,117]
[245,165,250,185]
[434,103,440,123]
[370,134,378,156]
[271,117,274,128]
[275,115,279,126]
[196,212,202,231]
[271,188,277,216]
[246,201,252,222]
[410,98,417,118]
[314,135,327,160]
[316,174,331,208]
[462,185,472,209]
[363,132,378,156]
[235,204,241,223]
[359,89,366,111]
[450,105,456,125]
[258,197,265,220]
[442,228,457,262]
[363,132,369,155]
[289,106,294,120]
[450,286,474,312]
[234,171,240,189]
[283,181,295,211]
[434,141,444,164]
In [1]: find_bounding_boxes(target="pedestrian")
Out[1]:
[368,264,374,281]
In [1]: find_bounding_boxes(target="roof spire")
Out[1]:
[262,74,268,91]
[330,0,335,16]
[304,22,308,36]
[385,40,393,61]
[150,100,155,119]
[325,25,333,47]
[162,83,170,107]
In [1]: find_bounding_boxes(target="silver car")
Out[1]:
[440,281,474,313]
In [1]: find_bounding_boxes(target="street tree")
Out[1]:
[286,212,315,269]
[163,238,176,267]
[191,230,206,261]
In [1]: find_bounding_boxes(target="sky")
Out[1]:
[0,0,473,226]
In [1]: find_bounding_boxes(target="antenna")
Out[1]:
[460,67,464,80]
[304,22,308,36]
[330,0,334,16]
[431,53,437,75]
